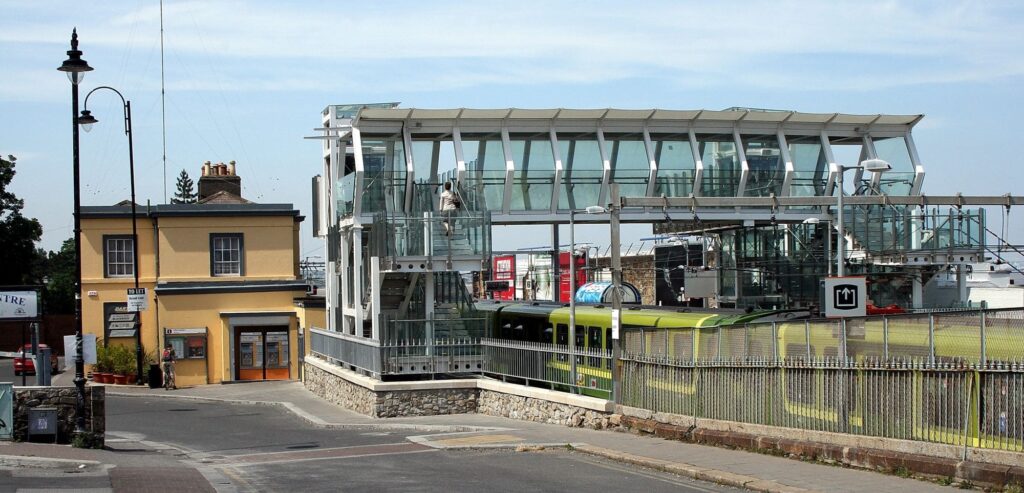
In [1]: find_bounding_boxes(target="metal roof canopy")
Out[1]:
[353,107,922,130]
[618,194,1023,208]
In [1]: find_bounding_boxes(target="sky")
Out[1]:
[2,0,1023,260]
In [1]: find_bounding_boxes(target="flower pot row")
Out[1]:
[91,372,136,385]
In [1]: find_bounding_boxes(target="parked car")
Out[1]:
[13,344,60,376]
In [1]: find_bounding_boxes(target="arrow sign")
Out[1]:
[823,277,866,318]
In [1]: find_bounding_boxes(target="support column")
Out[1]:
[425,272,435,356]
[551,224,560,302]
[912,270,924,309]
[957,265,968,306]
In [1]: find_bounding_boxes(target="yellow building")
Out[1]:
[80,166,309,386]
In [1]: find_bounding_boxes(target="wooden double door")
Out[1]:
[235,326,290,381]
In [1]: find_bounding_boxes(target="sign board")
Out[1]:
[63,334,97,369]
[611,308,620,340]
[823,276,867,318]
[127,288,148,311]
[0,383,12,440]
[0,290,38,320]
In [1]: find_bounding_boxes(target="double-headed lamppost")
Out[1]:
[78,88,143,385]
[834,159,891,277]
[57,28,93,435]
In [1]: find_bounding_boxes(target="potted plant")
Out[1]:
[111,345,131,385]
[93,345,111,384]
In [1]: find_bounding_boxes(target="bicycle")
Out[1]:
[163,361,176,390]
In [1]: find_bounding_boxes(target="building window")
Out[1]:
[104,235,135,278]
[210,234,244,276]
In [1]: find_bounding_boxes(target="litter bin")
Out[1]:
[148,364,162,389]
[27,406,58,443]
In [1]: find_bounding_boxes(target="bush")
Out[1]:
[95,344,111,373]
[109,345,136,375]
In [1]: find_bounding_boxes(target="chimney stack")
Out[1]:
[198,160,242,200]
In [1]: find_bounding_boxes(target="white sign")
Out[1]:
[63,334,97,369]
[127,288,148,311]
[611,308,621,340]
[823,277,867,318]
[0,290,38,319]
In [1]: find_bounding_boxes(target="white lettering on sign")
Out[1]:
[126,288,148,311]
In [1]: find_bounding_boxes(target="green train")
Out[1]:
[476,301,1023,451]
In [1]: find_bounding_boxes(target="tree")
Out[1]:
[0,154,44,285]
[42,239,76,313]
[172,169,196,204]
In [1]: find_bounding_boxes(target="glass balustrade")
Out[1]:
[652,135,696,198]
[370,211,492,259]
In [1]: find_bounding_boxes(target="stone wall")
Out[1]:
[304,362,477,417]
[14,386,105,445]
[595,254,655,304]
[304,363,377,416]
[478,390,610,429]
[375,389,476,418]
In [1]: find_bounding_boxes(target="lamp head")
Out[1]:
[585,205,607,214]
[78,110,97,131]
[859,158,891,173]
[57,28,93,84]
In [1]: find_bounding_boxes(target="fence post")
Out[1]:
[928,313,936,367]
[979,310,987,367]
[771,322,778,364]
[840,318,848,366]
[882,316,889,361]
[805,321,811,361]
[691,328,697,365]
[717,326,722,363]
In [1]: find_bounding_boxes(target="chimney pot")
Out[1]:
[228,160,236,176]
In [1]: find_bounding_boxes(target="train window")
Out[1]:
[556,324,569,361]
[588,327,602,367]
[501,323,512,339]
[543,324,554,343]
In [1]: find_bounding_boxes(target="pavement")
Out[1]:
[0,379,964,493]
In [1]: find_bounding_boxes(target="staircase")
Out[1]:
[432,219,475,257]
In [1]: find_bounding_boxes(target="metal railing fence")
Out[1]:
[622,308,1024,368]
[309,328,483,378]
[620,362,1023,452]
[480,338,612,398]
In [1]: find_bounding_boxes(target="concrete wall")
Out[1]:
[14,386,104,446]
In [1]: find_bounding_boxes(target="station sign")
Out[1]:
[823,276,866,318]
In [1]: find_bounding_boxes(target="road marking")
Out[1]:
[227,442,435,466]
[429,434,524,447]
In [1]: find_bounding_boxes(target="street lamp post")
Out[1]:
[834,159,891,277]
[78,87,144,385]
[57,28,93,436]
[568,205,606,393]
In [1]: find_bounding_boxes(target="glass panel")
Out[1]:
[558,134,603,210]
[829,137,864,195]
[266,332,289,368]
[872,136,915,196]
[240,332,263,369]
[742,135,784,197]
[336,172,356,218]
[409,138,459,214]
[606,133,649,199]
[509,134,555,211]
[462,135,506,211]
[697,135,740,197]
[652,135,696,197]
[359,137,406,214]
[788,135,828,200]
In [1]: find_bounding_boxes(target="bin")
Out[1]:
[27,406,58,443]
[148,364,162,389]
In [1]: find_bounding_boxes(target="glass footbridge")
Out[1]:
[311,104,1004,377]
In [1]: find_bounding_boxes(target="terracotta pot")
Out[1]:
[125,374,137,385]
[95,372,110,384]
[112,374,127,385]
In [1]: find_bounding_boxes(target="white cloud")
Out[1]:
[3,0,1023,99]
